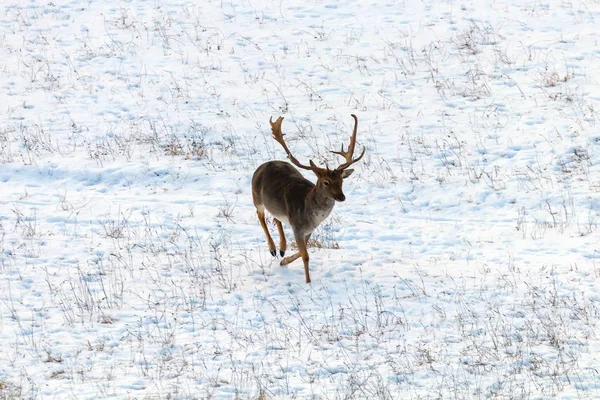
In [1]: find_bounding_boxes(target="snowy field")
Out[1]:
[1,0,600,398]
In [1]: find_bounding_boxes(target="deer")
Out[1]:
[251,114,365,283]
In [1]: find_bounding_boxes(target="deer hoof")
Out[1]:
[280,250,285,257]
[270,249,276,257]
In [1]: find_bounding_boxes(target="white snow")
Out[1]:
[1,0,600,398]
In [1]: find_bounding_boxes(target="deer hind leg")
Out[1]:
[256,211,276,257]
[275,219,286,257]
[280,232,312,284]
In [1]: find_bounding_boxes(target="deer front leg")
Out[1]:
[280,233,312,283]
[280,252,301,266]
[275,219,286,257]
[296,232,311,284]
[280,233,312,266]
[280,231,311,283]
[256,211,276,256]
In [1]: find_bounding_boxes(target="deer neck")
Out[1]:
[307,185,335,216]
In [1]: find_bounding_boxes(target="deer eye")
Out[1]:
[323,181,330,186]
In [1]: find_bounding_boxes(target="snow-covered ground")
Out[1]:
[1,0,600,398]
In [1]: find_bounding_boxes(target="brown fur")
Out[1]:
[252,115,363,283]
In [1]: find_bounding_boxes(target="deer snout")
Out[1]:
[334,193,346,202]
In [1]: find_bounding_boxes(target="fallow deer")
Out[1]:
[251,114,365,283]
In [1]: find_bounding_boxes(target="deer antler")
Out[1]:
[270,116,318,171]
[332,114,366,170]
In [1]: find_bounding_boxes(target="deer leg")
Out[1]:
[279,233,312,283]
[296,231,311,284]
[304,233,312,247]
[280,252,301,266]
[256,211,276,257]
[280,233,312,266]
[275,219,286,257]
[280,232,311,283]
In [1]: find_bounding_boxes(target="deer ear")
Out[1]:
[341,169,354,179]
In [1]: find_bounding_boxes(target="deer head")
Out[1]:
[269,114,365,202]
